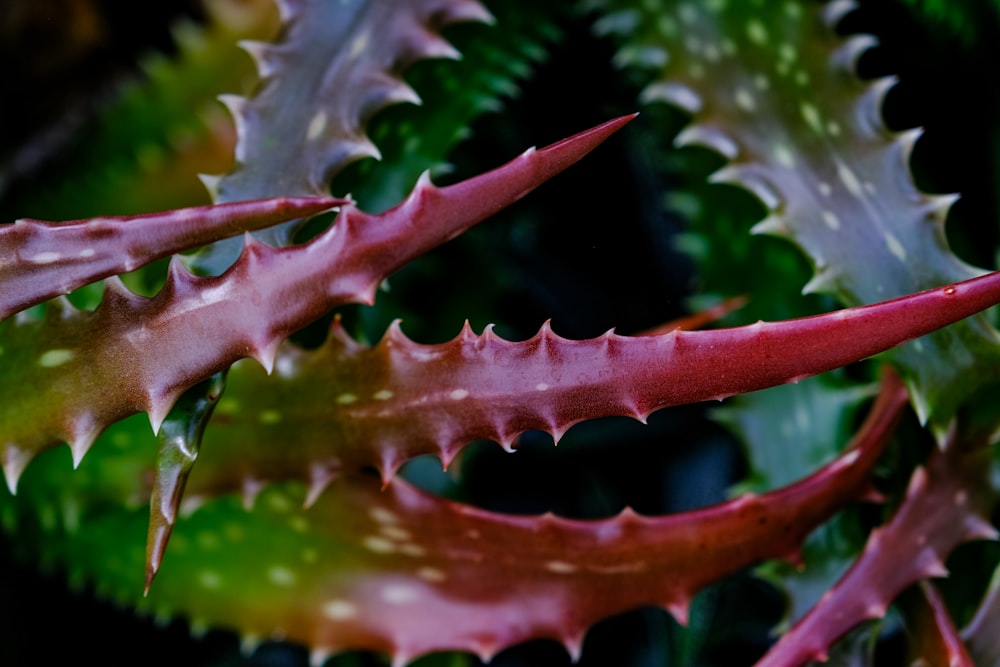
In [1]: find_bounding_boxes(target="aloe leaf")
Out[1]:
[591,0,1000,427]
[901,582,976,667]
[725,375,877,632]
[0,366,904,665]
[0,116,631,493]
[337,0,566,214]
[195,0,493,272]
[149,269,1000,512]
[722,374,875,493]
[754,435,997,667]
[961,558,1000,665]
[0,196,343,321]
[145,371,227,593]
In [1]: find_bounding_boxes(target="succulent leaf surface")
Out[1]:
[591,0,1000,425]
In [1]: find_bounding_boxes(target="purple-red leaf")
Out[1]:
[902,582,975,667]
[197,0,493,271]
[128,370,905,664]
[182,270,1000,503]
[0,115,632,493]
[754,434,997,667]
[0,197,344,321]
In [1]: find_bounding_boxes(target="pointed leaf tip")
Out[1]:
[540,113,636,158]
[1,445,31,495]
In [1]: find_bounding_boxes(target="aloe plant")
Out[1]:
[3,1,1000,666]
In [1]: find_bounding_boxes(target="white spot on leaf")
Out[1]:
[821,210,841,230]
[38,349,74,368]
[885,233,907,261]
[546,561,578,574]
[363,536,396,554]
[746,19,768,45]
[28,252,62,264]
[268,565,297,587]
[199,570,222,589]
[734,88,756,113]
[417,567,446,582]
[307,111,327,141]
[322,600,357,620]
[382,584,420,605]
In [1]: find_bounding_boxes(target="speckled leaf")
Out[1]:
[195,0,493,271]
[755,434,997,667]
[0,368,904,666]
[591,0,1000,426]
[0,117,629,494]
[721,373,875,493]
[720,374,874,629]
[0,197,343,321]
[164,272,1000,514]
[336,0,566,214]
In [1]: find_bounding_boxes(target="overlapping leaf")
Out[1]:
[0,197,343,321]
[0,368,906,665]
[0,117,630,494]
[756,434,997,666]
[195,0,493,272]
[590,0,1000,425]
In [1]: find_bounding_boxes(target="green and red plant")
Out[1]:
[3,0,1000,665]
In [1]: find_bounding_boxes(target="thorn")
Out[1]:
[147,394,179,436]
[68,438,90,470]
[458,319,477,342]
[833,33,879,72]
[239,633,261,657]
[857,483,886,504]
[801,270,837,297]
[963,515,999,541]
[438,442,462,471]
[858,76,899,135]
[304,463,339,509]
[102,276,142,308]
[385,82,422,107]
[218,94,249,163]
[822,0,861,29]
[641,81,702,113]
[562,632,585,663]
[189,619,209,639]
[239,39,278,78]
[470,639,498,665]
[675,125,739,160]
[418,33,461,61]
[445,0,495,25]
[710,166,782,211]
[750,214,788,238]
[198,174,221,200]
[309,648,331,667]
[241,477,263,510]
[666,599,690,625]
[923,193,960,222]
[895,126,924,165]
[2,445,32,495]
[252,338,281,375]
[379,451,403,488]
[498,435,517,453]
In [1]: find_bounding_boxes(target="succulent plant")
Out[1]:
[3,1,1000,666]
